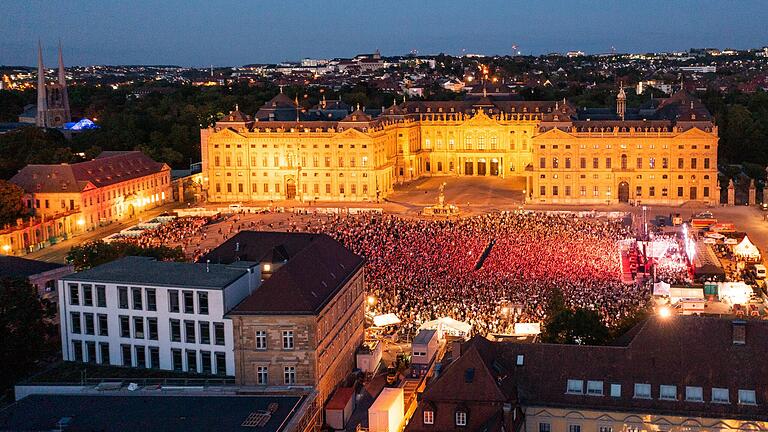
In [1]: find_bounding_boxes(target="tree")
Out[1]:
[542,308,611,345]
[0,277,57,392]
[0,179,24,226]
[66,240,185,271]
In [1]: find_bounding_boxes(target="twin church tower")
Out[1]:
[36,42,71,128]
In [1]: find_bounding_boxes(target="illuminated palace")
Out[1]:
[201,87,718,205]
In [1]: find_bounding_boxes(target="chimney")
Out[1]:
[732,320,746,345]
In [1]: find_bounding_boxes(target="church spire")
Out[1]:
[57,40,71,123]
[36,40,47,127]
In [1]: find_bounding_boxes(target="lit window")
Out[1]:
[567,379,584,394]
[634,383,651,399]
[738,389,757,405]
[423,411,434,425]
[516,355,524,366]
[712,387,729,403]
[659,385,677,400]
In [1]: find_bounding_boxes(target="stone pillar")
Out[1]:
[763,186,768,205]
[727,179,735,206]
[749,179,756,206]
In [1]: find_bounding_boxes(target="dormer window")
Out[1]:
[423,410,434,424]
[566,379,584,394]
[738,389,757,405]
[659,385,677,400]
[633,383,651,399]
[455,411,467,427]
[587,381,604,396]
[712,388,730,404]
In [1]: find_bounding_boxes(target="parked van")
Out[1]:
[753,264,766,280]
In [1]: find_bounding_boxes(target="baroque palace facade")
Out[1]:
[201,87,718,205]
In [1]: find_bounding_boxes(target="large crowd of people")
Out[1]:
[290,211,650,336]
[115,217,211,251]
[114,209,664,336]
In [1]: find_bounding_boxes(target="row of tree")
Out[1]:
[2,83,768,177]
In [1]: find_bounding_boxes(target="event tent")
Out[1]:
[419,317,472,338]
[372,313,401,327]
[734,235,760,260]
[718,282,753,306]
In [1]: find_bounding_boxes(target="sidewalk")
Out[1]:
[24,202,182,264]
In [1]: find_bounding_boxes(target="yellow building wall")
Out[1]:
[525,405,766,432]
[201,113,718,206]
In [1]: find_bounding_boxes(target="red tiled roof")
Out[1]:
[11,151,167,193]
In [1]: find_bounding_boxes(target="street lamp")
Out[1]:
[658,305,672,318]
[367,296,376,306]
[1,244,10,254]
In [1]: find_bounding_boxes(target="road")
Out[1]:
[25,203,183,264]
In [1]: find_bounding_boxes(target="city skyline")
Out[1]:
[1,0,767,67]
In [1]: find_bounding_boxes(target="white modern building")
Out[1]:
[58,256,261,376]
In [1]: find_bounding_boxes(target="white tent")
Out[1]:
[372,313,401,327]
[653,281,671,297]
[718,282,752,306]
[419,317,472,338]
[734,235,760,260]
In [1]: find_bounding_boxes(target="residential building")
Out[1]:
[0,255,72,302]
[407,317,768,432]
[200,88,717,205]
[11,151,172,231]
[202,231,366,405]
[58,256,261,375]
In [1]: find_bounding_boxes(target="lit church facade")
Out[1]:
[201,89,718,205]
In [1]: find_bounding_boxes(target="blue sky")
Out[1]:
[1,0,766,66]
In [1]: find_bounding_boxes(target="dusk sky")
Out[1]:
[2,0,767,67]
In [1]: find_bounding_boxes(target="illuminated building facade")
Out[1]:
[202,232,366,406]
[201,88,718,205]
[10,151,172,231]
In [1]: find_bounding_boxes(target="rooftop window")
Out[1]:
[587,381,603,396]
[685,386,703,402]
[634,383,651,399]
[738,389,757,405]
[566,379,584,394]
[712,388,730,404]
[659,385,677,400]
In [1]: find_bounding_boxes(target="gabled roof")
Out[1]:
[201,232,365,315]
[12,151,167,194]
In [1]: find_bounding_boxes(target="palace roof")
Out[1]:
[11,151,168,194]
